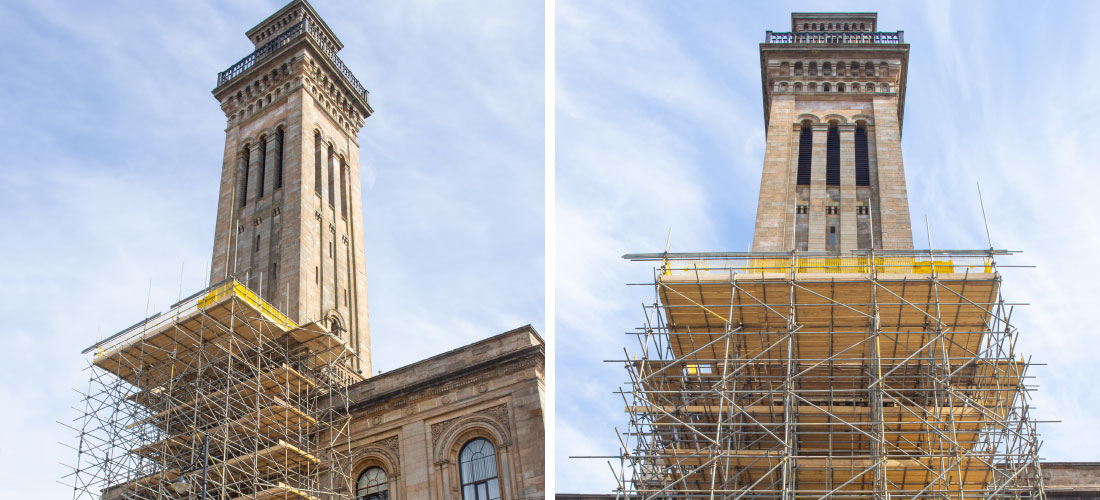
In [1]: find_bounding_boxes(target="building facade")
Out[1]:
[345,326,545,500]
[67,2,543,499]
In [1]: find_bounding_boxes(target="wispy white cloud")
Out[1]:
[0,1,542,497]
[557,0,1100,492]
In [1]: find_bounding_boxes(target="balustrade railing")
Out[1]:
[216,17,369,103]
[765,31,903,45]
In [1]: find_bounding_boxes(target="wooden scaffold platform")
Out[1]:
[64,278,363,500]
[610,250,1046,499]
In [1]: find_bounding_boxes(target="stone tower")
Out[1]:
[208,0,373,372]
[752,13,913,253]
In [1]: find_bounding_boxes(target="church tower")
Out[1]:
[753,13,912,252]
[208,0,372,371]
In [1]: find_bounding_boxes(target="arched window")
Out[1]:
[865,82,875,92]
[314,132,323,196]
[327,145,336,207]
[796,121,812,186]
[339,157,348,218]
[836,61,845,76]
[822,82,831,92]
[855,123,870,186]
[459,438,501,500]
[808,61,817,76]
[780,62,789,75]
[257,135,267,198]
[865,62,875,76]
[879,62,888,75]
[274,127,284,189]
[823,61,832,76]
[837,82,845,92]
[793,82,803,92]
[356,466,388,500]
[794,62,803,76]
[850,61,860,76]
[239,144,251,207]
[826,122,840,186]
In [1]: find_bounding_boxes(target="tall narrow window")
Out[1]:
[339,159,348,218]
[356,467,388,500]
[269,262,278,300]
[239,145,250,207]
[826,123,840,186]
[314,132,323,196]
[257,135,267,198]
[328,147,336,207]
[274,127,284,189]
[796,122,812,186]
[855,124,870,186]
[459,439,501,500]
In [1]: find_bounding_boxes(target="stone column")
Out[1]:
[783,123,802,250]
[751,95,796,251]
[808,123,829,251]
[263,133,279,196]
[838,124,857,251]
[248,142,261,206]
[437,460,452,499]
[871,95,914,249]
[389,473,401,500]
[498,444,515,500]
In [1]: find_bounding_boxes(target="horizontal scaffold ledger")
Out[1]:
[611,249,1045,499]
[64,277,364,500]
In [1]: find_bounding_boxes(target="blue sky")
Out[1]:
[3,0,1100,497]
[556,0,1100,492]
[0,1,542,497]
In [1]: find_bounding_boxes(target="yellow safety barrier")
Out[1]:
[740,256,965,275]
[198,281,297,329]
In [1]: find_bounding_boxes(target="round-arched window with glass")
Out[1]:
[356,466,388,500]
[459,438,501,500]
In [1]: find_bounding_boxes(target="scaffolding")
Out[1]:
[63,278,363,500]
[611,249,1045,499]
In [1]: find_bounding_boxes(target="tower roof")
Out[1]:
[245,0,343,51]
[790,12,877,32]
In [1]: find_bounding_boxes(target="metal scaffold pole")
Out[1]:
[612,249,1045,499]
[62,278,364,500]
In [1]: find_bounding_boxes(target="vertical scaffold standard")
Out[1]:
[611,249,1045,499]
[63,278,363,500]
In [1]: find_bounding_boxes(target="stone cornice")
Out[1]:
[346,345,543,415]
